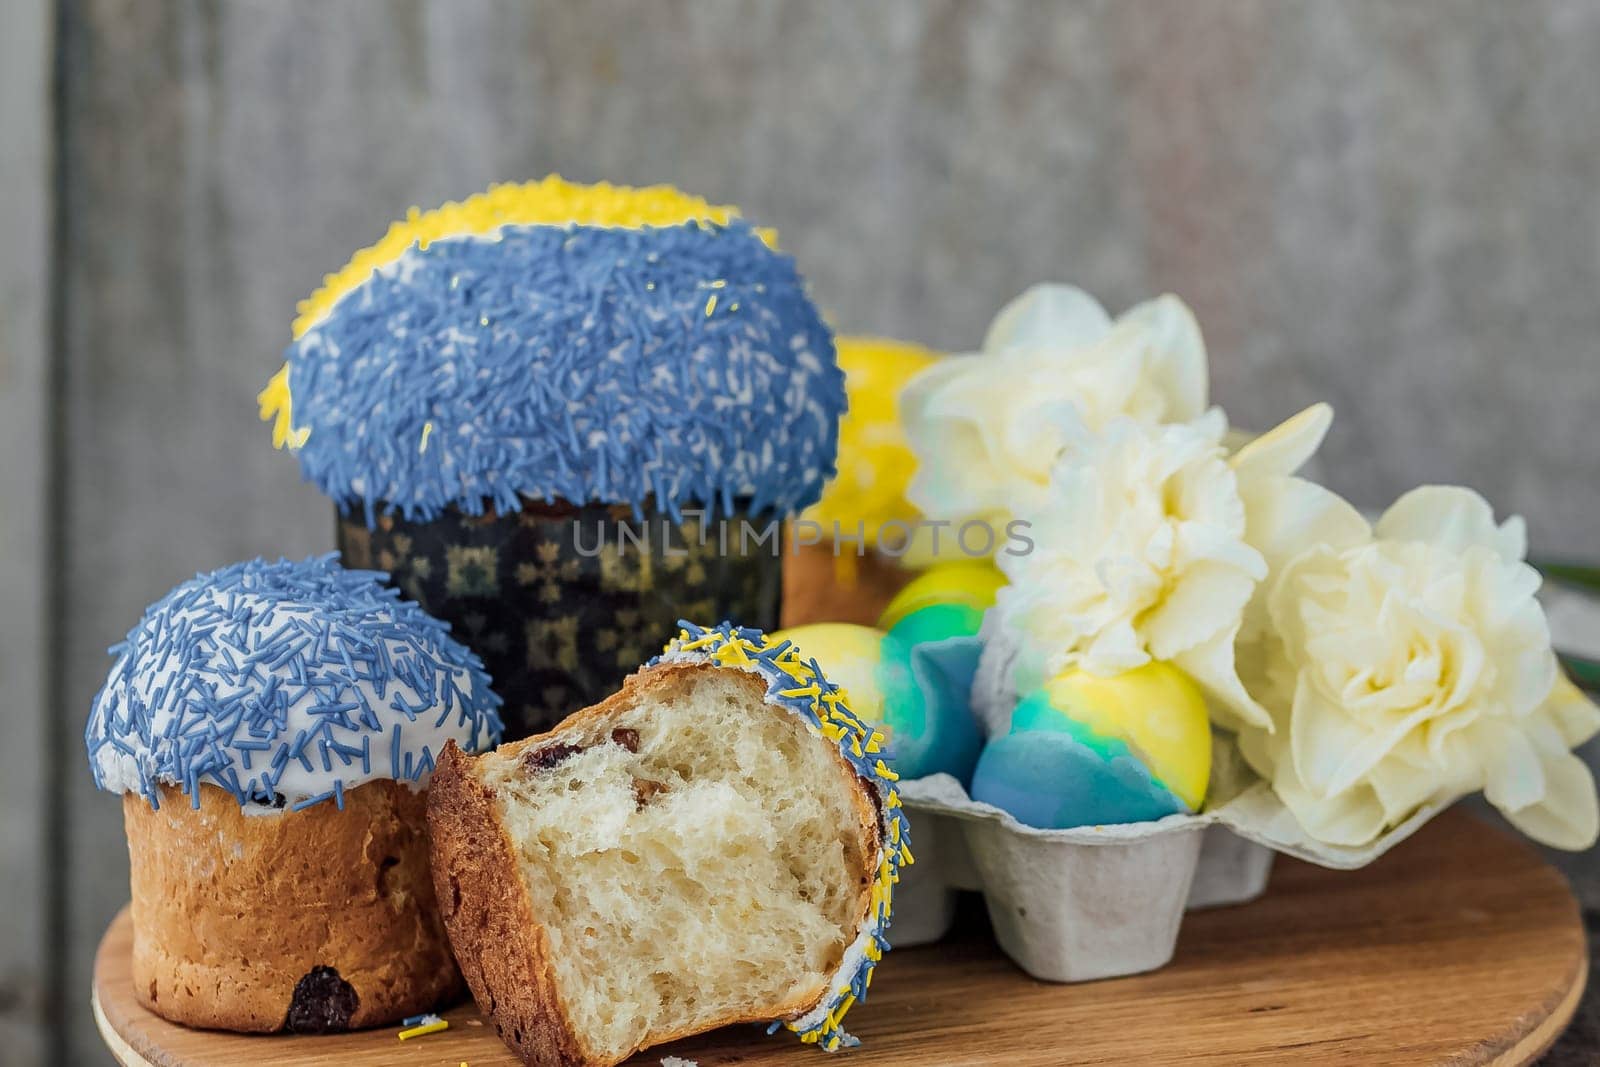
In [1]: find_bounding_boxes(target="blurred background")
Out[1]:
[2,2,1598,1063]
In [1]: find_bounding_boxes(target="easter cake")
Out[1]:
[261,177,844,738]
[84,555,504,1032]
[427,622,909,1067]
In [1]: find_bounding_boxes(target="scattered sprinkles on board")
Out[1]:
[396,1013,449,1040]
[653,621,913,1052]
[84,554,504,813]
[259,177,843,527]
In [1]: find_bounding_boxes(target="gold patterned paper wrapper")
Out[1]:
[338,502,782,739]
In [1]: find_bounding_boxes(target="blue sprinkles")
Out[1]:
[284,220,844,526]
[84,554,504,813]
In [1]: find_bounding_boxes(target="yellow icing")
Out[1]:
[257,363,309,450]
[878,560,1005,631]
[804,337,941,549]
[293,175,771,339]
[1041,662,1212,811]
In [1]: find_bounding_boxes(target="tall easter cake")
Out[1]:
[85,555,503,1032]
[261,177,844,738]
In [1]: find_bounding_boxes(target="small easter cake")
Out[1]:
[84,555,503,1033]
[785,336,940,627]
[261,177,843,738]
[427,622,909,1067]
[969,663,1212,829]
[774,561,1002,782]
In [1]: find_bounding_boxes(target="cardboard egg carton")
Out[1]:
[941,626,1454,981]
[890,770,1447,982]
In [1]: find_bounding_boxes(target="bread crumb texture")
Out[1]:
[481,667,869,1060]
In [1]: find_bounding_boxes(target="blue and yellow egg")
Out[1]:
[773,561,1002,782]
[970,662,1212,829]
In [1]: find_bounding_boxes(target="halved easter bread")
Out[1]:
[428,623,909,1067]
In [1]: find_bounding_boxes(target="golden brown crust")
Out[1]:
[429,741,593,1066]
[428,662,883,1067]
[123,780,461,1033]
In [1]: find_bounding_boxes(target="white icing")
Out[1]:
[787,924,875,1037]
[90,591,493,813]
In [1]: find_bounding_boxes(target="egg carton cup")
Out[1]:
[892,770,1452,982]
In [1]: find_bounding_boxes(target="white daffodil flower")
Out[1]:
[1235,484,1600,850]
[902,284,1208,530]
[989,403,1333,735]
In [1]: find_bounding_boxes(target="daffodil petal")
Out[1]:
[1545,677,1600,748]
[1481,722,1548,814]
[1500,749,1600,850]
[1117,294,1209,421]
[1241,476,1370,578]
[981,283,1113,352]
[1274,748,1391,847]
[1174,626,1273,732]
[1229,403,1333,482]
[1375,485,1526,561]
[1143,562,1258,660]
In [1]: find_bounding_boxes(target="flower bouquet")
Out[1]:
[879,283,1599,981]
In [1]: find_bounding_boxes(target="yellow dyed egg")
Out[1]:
[879,560,1005,632]
[1032,663,1211,810]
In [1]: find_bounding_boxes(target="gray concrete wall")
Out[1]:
[3,1,1597,1060]
[0,1,51,1062]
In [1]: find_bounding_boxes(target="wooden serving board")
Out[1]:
[94,808,1586,1066]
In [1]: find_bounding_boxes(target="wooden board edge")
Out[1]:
[91,941,1590,1067]
[93,984,155,1067]
[1491,949,1588,1067]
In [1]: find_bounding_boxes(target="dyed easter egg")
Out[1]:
[879,560,1005,636]
[970,662,1212,829]
[773,618,984,783]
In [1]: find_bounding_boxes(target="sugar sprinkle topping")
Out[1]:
[290,176,767,340]
[262,185,842,527]
[84,554,504,813]
[654,621,912,1053]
